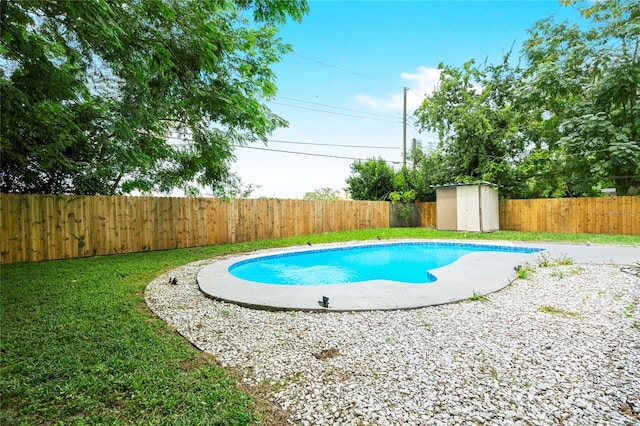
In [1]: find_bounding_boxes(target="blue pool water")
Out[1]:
[228,242,543,285]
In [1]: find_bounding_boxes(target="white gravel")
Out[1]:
[145,255,640,425]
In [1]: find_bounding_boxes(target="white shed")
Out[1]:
[435,183,499,232]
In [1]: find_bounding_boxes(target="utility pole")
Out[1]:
[412,138,417,170]
[402,86,407,169]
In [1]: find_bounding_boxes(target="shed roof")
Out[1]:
[433,182,497,189]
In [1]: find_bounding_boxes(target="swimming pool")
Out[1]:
[197,240,546,311]
[228,242,543,285]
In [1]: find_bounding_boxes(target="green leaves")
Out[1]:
[346,158,396,201]
[414,57,523,196]
[520,0,639,195]
[303,187,342,200]
[1,0,308,195]
[411,0,639,198]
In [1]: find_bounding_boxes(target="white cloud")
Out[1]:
[352,92,405,110]
[353,66,441,111]
[401,66,441,97]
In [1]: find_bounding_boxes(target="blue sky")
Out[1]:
[231,0,584,199]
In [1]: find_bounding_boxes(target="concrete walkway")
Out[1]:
[197,240,639,312]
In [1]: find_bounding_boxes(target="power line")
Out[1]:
[166,135,400,150]
[269,101,403,124]
[276,95,401,119]
[290,53,379,81]
[267,139,399,150]
[234,145,401,164]
[170,132,638,168]
[159,137,640,184]
[519,172,640,183]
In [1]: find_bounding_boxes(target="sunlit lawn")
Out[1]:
[1,229,638,424]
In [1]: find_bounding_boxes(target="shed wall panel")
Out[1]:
[436,188,457,230]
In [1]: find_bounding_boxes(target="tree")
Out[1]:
[412,0,639,198]
[413,57,527,198]
[303,187,342,200]
[345,158,395,200]
[209,173,260,199]
[519,0,639,195]
[0,0,308,195]
[409,149,452,201]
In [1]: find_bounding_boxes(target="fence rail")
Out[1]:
[1,194,637,264]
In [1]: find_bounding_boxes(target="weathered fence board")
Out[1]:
[389,203,422,227]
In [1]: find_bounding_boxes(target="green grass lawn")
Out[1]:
[1,229,638,425]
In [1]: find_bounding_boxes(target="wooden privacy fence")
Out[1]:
[499,196,640,235]
[423,197,639,235]
[1,194,638,264]
[389,203,422,227]
[420,201,437,228]
[0,194,389,264]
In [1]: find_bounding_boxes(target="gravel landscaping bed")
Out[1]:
[145,256,640,425]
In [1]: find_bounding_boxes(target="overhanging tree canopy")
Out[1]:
[0,0,308,195]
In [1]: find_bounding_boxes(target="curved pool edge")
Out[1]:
[197,239,547,312]
[197,239,639,312]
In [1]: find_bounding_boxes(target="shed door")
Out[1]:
[456,185,480,232]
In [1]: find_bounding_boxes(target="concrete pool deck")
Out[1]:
[197,240,639,312]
